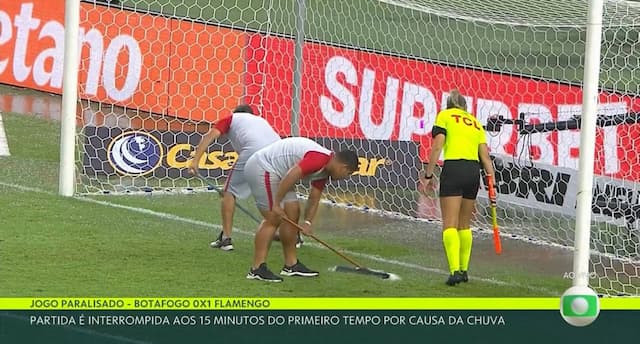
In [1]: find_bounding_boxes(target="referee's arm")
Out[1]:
[422,126,446,180]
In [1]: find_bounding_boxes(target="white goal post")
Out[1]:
[573,0,604,290]
[60,0,80,197]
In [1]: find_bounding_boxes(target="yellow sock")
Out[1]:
[458,229,472,271]
[442,228,460,274]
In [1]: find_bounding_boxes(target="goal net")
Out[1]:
[66,0,640,295]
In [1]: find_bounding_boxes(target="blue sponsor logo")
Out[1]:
[107,131,163,176]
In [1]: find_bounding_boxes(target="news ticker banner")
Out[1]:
[1,297,639,310]
[1,305,640,343]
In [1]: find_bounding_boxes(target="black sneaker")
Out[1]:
[246,263,283,282]
[460,270,469,283]
[296,233,304,248]
[210,231,234,251]
[280,260,319,277]
[446,271,464,286]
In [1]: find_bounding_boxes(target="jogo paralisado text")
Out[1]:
[30,298,271,309]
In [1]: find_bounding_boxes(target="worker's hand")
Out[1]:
[187,158,199,175]
[300,221,314,236]
[271,204,286,219]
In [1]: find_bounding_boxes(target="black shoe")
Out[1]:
[460,270,469,283]
[446,271,464,286]
[246,263,283,282]
[210,231,234,251]
[280,260,319,277]
[296,233,304,248]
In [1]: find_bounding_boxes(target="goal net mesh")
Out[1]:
[74,0,640,295]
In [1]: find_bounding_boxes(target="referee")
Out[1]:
[420,89,495,286]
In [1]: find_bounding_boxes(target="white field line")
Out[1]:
[0,181,557,294]
[0,113,11,156]
[82,186,640,266]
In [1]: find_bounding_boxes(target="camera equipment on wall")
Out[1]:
[485,111,640,231]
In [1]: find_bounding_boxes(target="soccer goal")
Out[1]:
[58,0,640,295]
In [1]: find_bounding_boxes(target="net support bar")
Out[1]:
[290,0,306,136]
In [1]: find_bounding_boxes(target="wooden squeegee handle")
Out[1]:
[280,216,364,268]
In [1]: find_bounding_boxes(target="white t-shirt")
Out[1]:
[213,112,281,157]
[253,137,333,189]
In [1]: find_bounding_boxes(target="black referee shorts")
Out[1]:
[439,160,481,200]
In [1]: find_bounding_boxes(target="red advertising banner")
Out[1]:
[0,1,245,122]
[2,2,639,182]
[245,33,640,181]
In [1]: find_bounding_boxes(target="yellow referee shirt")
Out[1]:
[432,108,487,161]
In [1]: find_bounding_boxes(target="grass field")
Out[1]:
[0,111,571,297]
[1,0,636,298]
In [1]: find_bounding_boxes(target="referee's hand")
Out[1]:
[418,177,435,197]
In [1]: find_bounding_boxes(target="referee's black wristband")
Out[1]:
[423,174,433,180]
